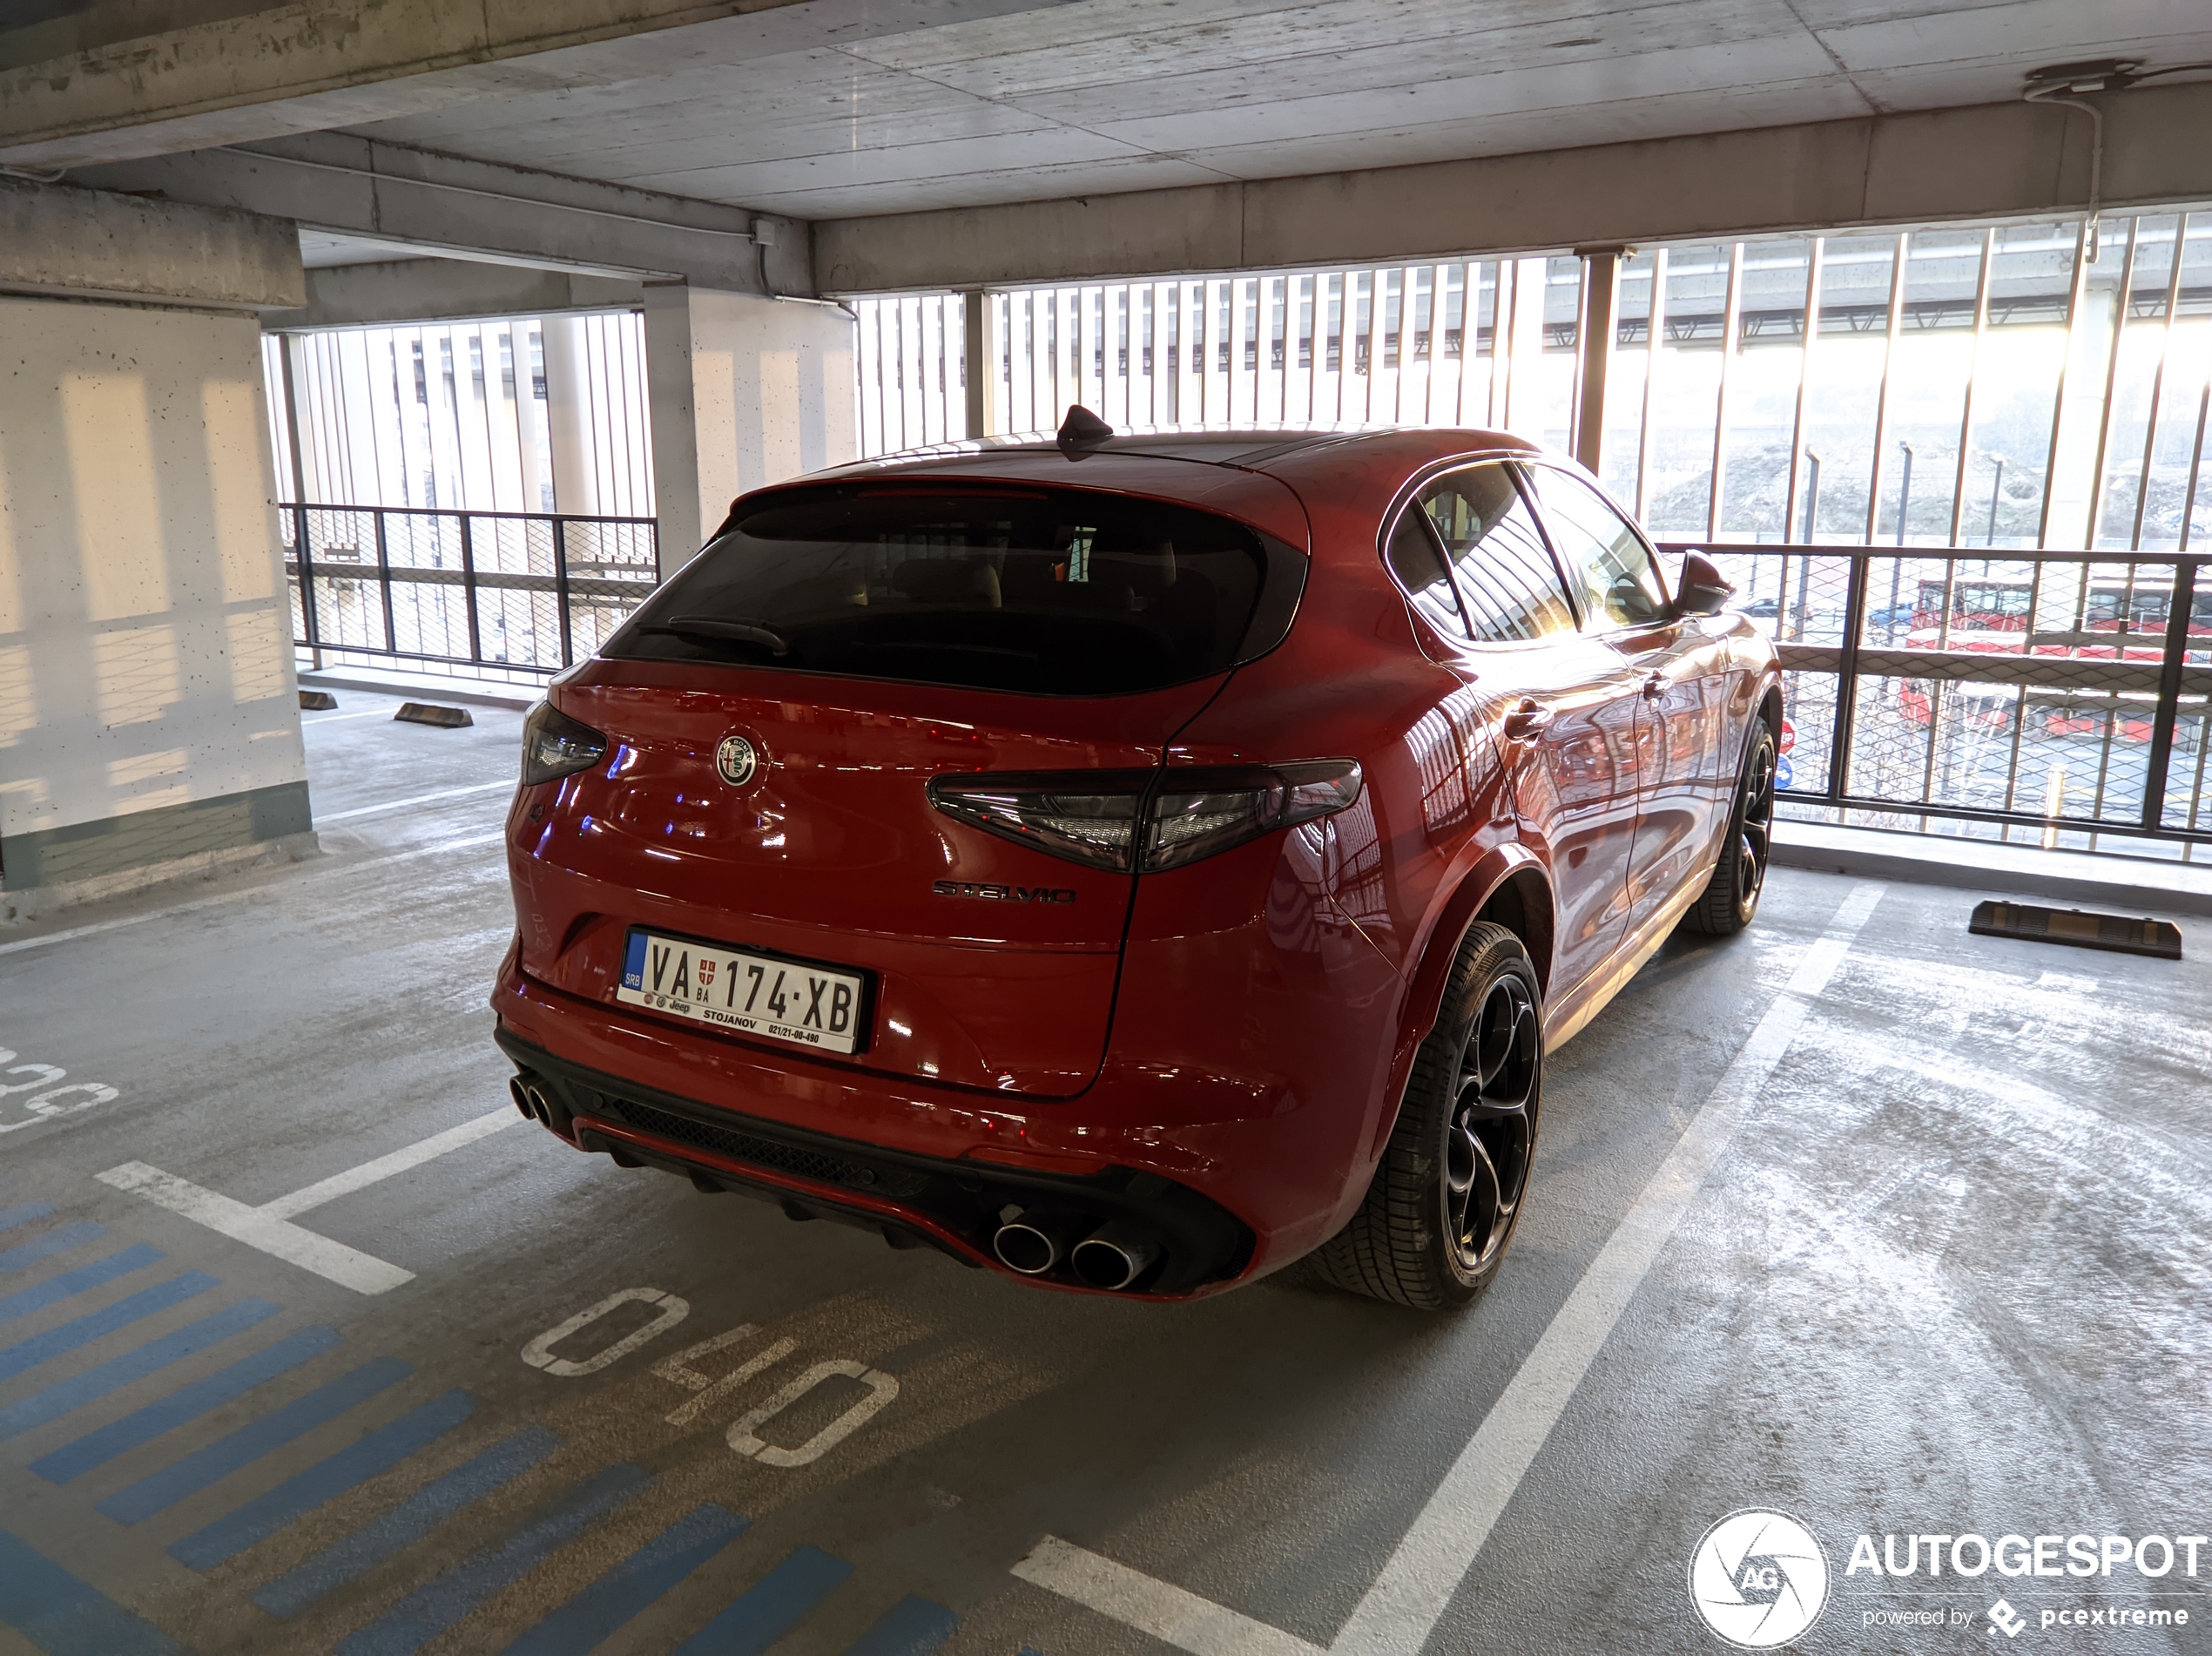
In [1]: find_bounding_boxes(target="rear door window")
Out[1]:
[1415,464,1578,643]
[606,484,1298,695]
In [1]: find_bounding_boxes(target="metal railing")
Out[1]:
[1667,542,2211,856]
[282,504,658,676]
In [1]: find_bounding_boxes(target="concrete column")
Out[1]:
[644,284,858,578]
[2041,230,2123,550]
[1573,249,1622,476]
[0,295,312,914]
[962,290,994,439]
[540,314,600,517]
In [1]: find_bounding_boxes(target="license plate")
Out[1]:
[617,929,870,1054]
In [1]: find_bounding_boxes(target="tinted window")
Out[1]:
[1386,508,1469,637]
[1417,464,1577,643]
[1522,466,1670,629]
[606,484,1288,695]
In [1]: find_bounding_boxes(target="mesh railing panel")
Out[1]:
[283,504,658,679]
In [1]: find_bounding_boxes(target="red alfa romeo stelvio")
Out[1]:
[493,413,1781,1310]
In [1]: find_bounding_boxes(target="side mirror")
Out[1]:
[1676,551,1734,618]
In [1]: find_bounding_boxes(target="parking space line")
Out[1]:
[99,1355,413,1525]
[337,1461,656,1656]
[171,1389,479,1572]
[671,1546,855,1656]
[304,710,402,724]
[0,1530,183,1656]
[503,1501,752,1656]
[0,1297,280,1443]
[317,781,514,824]
[0,1243,162,1325]
[99,1110,518,1294]
[1014,1538,1318,1656]
[0,1200,58,1233]
[33,1326,341,1484]
[253,1425,560,1619]
[258,1109,521,1220]
[97,1165,417,1294]
[1015,882,1889,1656]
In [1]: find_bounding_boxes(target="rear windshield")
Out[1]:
[605,483,1300,694]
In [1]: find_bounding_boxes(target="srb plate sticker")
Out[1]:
[618,930,867,1054]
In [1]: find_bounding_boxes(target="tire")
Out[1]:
[1315,923,1542,1310]
[1683,717,1777,937]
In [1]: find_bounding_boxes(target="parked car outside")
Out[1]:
[494,419,1781,1310]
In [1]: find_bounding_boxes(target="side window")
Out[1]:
[1385,508,1470,638]
[1417,464,1577,643]
[1521,466,1670,630]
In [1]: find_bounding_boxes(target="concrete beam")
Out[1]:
[0,176,302,310]
[263,258,644,330]
[814,81,2212,293]
[72,132,812,297]
[0,1,792,169]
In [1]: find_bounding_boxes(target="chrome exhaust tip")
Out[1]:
[509,1075,539,1119]
[994,1215,1082,1275]
[1069,1222,1161,1291]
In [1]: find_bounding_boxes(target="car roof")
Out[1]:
[811,425,1546,481]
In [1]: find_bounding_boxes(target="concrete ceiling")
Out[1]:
[325,0,2212,220]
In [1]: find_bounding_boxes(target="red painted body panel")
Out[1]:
[493,427,1779,1297]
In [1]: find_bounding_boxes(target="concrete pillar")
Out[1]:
[541,314,600,517]
[0,294,312,914]
[643,284,858,578]
[1573,250,1622,476]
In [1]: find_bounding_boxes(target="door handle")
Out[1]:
[1641,672,1666,701]
[1502,699,1554,741]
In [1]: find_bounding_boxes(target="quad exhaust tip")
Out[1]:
[993,1214,1163,1289]
[1069,1222,1161,1291]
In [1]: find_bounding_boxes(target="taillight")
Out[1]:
[521,701,608,786]
[927,760,1360,873]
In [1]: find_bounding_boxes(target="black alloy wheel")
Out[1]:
[1316,922,1544,1309]
[1686,718,1777,936]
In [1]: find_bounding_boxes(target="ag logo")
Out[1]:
[716,735,759,788]
[1689,1510,1830,1647]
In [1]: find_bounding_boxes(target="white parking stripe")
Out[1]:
[259,1109,520,1220]
[97,1163,415,1295]
[301,709,396,724]
[98,1105,526,1294]
[1013,1538,1324,1656]
[317,780,513,822]
[1012,882,1889,1656]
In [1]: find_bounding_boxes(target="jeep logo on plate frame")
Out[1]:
[716,735,759,787]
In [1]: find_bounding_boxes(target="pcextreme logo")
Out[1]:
[1689,1510,1831,1648]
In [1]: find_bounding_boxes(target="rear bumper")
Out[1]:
[496,1025,1254,1298]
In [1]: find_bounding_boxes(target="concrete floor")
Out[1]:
[1,689,2206,1654]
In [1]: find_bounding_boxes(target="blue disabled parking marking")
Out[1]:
[0,1201,59,1236]
[0,1221,107,1273]
[0,1529,183,1656]
[842,1594,961,1656]
[336,1460,656,1656]
[0,1269,217,1384]
[33,1324,341,1484]
[254,1424,560,1619]
[170,1388,479,1572]
[0,1295,280,1443]
[0,1244,163,1325]
[502,1501,751,1656]
[671,1545,855,1656]
[98,1355,412,1524]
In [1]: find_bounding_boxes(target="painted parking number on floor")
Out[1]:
[521,1288,900,1467]
[0,1046,117,1134]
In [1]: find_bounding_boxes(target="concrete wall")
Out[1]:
[644,286,857,575]
[0,294,309,902]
